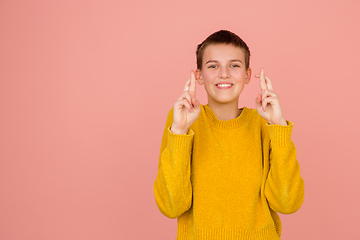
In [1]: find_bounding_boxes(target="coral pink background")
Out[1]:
[1,0,359,239]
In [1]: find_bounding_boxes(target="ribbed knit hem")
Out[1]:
[167,127,194,155]
[266,121,293,147]
[168,127,194,136]
[177,225,280,240]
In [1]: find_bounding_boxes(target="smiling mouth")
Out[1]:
[216,83,233,87]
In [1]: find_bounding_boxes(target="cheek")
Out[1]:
[231,70,246,82]
[202,71,217,83]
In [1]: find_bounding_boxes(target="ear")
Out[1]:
[245,67,251,84]
[195,69,204,85]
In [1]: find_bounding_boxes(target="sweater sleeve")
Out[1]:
[153,108,194,219]
[264,121,305,214]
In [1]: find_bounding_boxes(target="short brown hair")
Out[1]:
[196,30,250,70]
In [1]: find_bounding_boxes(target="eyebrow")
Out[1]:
[205,59,243,65]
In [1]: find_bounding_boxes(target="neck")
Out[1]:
[207,98,242,121]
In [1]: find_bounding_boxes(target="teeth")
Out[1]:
[217,84,232,87]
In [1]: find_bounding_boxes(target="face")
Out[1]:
[196,44,251,105]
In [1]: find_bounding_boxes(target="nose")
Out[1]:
[219,66,230,78]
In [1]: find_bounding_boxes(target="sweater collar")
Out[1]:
[202,104,249,129]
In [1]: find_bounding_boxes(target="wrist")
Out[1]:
[170,126,189,135]
[269,118,287,126]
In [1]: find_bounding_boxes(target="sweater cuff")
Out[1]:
[266,120,293,147]
[167,127,194,155]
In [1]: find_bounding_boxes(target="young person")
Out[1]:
[154,30,304,240]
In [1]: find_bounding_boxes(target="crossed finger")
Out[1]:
[188,70,196,99]
[183,78,191,92]
[264,76,273,92]
[256,68,273,91]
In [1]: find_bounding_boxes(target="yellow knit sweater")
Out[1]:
[154,104,304,240]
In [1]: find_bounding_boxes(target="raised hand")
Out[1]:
[171,70,201,134]
[255,68,287,126]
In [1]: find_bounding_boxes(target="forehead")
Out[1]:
[202,44,245,63]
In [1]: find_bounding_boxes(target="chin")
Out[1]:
[213,98,239,104]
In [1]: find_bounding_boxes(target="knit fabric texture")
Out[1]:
[154,104,305,240]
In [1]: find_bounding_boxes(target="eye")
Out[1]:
[208,65,217,69]
[230,64,240,68]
